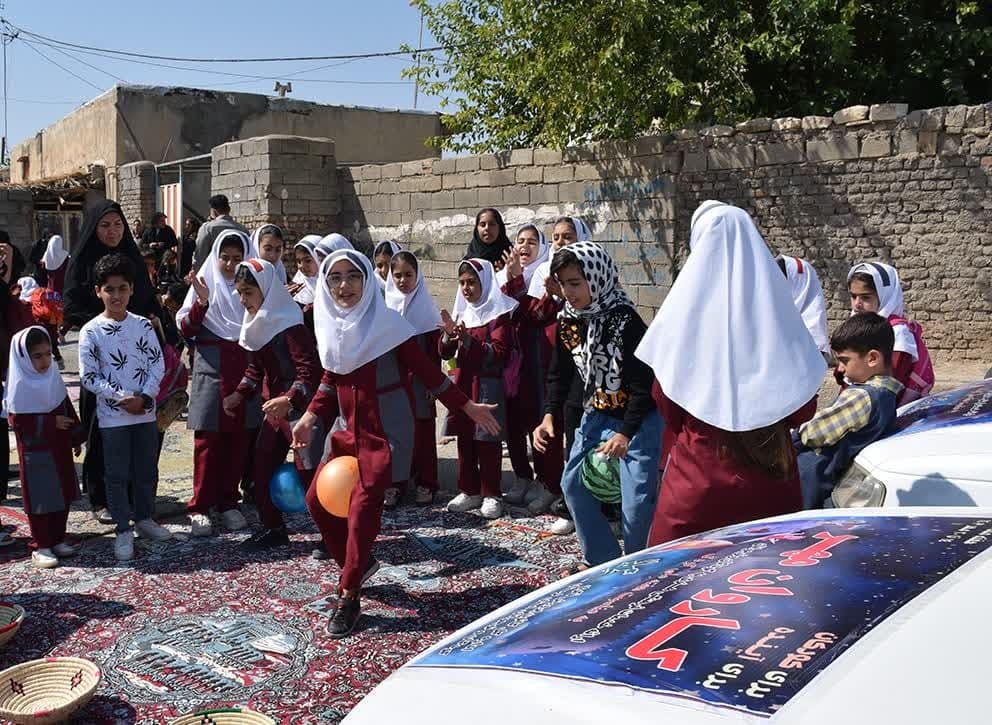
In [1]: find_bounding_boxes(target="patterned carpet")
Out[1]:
[0,503,581,723]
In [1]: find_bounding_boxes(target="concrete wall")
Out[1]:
[211,135,338,272]
[114,86,440,167]
[337,102,992,361]
[0,189,35,257]
[9,90,118,184]
[117,161,157,230]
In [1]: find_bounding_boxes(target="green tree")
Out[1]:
[409,0,992,152]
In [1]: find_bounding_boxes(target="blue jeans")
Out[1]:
[561,409,663,566]
[101,422,160,533]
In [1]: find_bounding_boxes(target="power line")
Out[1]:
[4,20,446,64]
[17,37,102,91]
[32,33,126,83]
[6,96,84,104]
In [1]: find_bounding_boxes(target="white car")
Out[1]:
[344,508,992,724]
[832,378,992,508]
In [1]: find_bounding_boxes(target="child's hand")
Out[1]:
[286,282,304,297]
[292,412,316,449]
[533,414,555,453]
[495,248,512,272]
[596,432,630,459]
[463,400,501,437]
[455,321,469,342]
[504,248,523,280]
[439,309,457,337]
[73,445,82,457]
[55,415,74,430]
[262,396,291,420]
[544,275,562,299]
[222,392,243,417]
[191,275,210,305]
[121,396,146,415]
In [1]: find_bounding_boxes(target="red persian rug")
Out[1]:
[0,504,580,723]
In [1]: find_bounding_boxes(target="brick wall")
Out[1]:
[117,161,157,229]
[337,102,992,361]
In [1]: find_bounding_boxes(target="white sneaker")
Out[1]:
[135,519,172,542]
[551,517,576,535]
[480,497,503,519]
[527,484,558,515]
[189,513,213,537]
[115,531,135,561]
[415,486,434,506]
[220,509,248,531]
[53,542,79,558]
[92,508,114,525]
[446,493,483,513]
[32,548,59,568]
[504,478,532,505]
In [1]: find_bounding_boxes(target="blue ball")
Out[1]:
[270,462,307,513]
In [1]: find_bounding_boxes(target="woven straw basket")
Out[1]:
[170,707,275,725]
[0,657,100,724]
[0,603,25,647]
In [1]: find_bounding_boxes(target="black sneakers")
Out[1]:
[241,527,289,551]
[328,595,361,638]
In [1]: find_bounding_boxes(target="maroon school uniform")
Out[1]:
[181,299,262,514]
[502,274,564,493]
[649,386,817,546]
[236,324,322,529]
[305,337,467,591]
[46,263,67,295]
[440,314,511,498]
[408,330,442,491]
[9,396,84,549]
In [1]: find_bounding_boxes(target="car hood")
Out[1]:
[344,508,992,725]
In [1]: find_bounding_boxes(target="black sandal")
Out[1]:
[560,562,590,579]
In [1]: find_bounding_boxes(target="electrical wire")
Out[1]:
[32,33,126,83]
[4,19,446,64]
[17,37,101,91]
[6,96,84,104]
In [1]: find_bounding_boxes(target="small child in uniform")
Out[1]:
[847,261,933,404]
[78,253,170,561]
[797,313,903,508]
[372,240,403,293]
[441,258,517,519]
[384,250,443,507]
[5,326,84,568]
[252,224,288,284]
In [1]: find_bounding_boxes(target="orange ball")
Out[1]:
[315,455,360,517]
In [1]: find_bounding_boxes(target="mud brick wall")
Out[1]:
[332,102,992,361]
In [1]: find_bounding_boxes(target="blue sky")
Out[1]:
[1,0,441,150]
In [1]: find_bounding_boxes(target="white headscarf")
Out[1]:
[384,253,443,335]
[17,276,38,302]
[528,216,591,299]
[453,258,518,329]
[314,249,416,374]
[177,229,249,342]
[317,233,354,259]
[497,224,549,291]
[635,202,826,432]
[778,255,830,357]
[42,234,69,271]
[237,258,304,352]
[4,327,67,415]
[292,236,321,305]
[373,240,403,291]
[250,224,287,284]
[848,261,917,359]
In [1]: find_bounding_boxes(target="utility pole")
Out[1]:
[413,4,424,109]
[1,6,8,167]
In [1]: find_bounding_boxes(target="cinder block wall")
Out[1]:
[336,102,992,361]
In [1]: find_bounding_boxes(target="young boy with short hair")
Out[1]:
[796,312,903,509]
[79,253,169,561]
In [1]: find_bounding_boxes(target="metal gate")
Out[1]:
[159,182,182,239]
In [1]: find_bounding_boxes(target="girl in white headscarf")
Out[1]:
[316,233,354,260]
[533,242,661,572]
[291,249,498,638]
[41,234,69,295]
[250,224,288,284]
[290,236,322,311]
[441,258,518,520]
[847,261,933,402]
[635,201,826,546]
[372,240,403,292]
[384,250,444,508]
[777,255,831,362]
[176,230,261,538]
[223,258,322,550]
[5,326,82,568]
[496,224,562,517]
